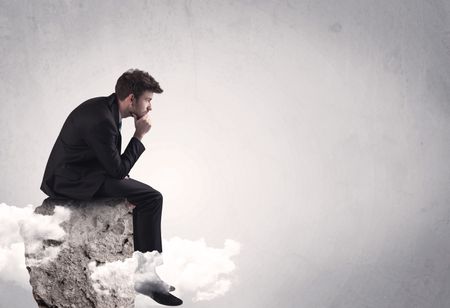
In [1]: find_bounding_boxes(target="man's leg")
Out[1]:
[94,177,183,306]
[93,177,163,253]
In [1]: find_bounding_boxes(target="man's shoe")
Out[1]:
[135,282,182,306]
[169,285,176,291]
[149,290,183,306]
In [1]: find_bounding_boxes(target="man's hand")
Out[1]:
[133,113,151,140]
[126,199,136,210]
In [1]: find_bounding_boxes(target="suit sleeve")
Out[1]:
[85,120,145,179]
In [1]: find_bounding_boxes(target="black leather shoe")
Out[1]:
[135,282,182,306]
[169,285,176,291]
[149,290,183,306]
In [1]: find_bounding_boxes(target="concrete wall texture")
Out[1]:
[0,1,449,307]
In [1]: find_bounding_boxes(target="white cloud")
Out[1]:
[88,250,171,299]
[0,202,241,306]
[158,237,241,302]
[88,238,241,306]
[19,205,71,267]
[0,202,70,289]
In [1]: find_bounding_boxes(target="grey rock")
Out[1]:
[25,197,136,308]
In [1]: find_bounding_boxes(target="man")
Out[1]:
[40,68,182,306]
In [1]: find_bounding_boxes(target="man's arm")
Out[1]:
[85,120,145,179]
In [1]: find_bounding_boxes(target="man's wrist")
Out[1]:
[133,133,143,141]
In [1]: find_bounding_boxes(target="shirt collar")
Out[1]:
[107,93,121,130]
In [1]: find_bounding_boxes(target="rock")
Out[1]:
[24,197,136,308]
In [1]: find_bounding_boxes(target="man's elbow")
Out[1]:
[106,166,127,180]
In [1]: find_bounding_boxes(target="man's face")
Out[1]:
[130,90,153,119]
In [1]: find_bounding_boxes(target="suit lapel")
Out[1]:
[117,133,122,153]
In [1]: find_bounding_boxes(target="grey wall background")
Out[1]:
[1,0,450,307]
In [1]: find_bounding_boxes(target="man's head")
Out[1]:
[115,68,163,119]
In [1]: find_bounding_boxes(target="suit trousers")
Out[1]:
[93,177,163,253]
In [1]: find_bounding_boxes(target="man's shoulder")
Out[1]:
[69,94,114,119]
[62,93,115,131]
[75,94,112,112]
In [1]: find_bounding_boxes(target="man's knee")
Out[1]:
[156,191,163,206]
[151,188,162,199]
[144,189,163,205]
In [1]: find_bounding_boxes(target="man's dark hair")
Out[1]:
[115,68,163,101]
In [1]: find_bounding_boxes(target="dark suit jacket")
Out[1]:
[40,93,145,200]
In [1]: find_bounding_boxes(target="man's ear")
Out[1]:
[127,93,135,106]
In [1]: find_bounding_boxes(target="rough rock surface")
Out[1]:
[25,197,136,308]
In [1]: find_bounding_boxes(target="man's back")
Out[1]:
[40,93,145,200]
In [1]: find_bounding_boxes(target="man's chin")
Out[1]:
[132,112,147,120]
